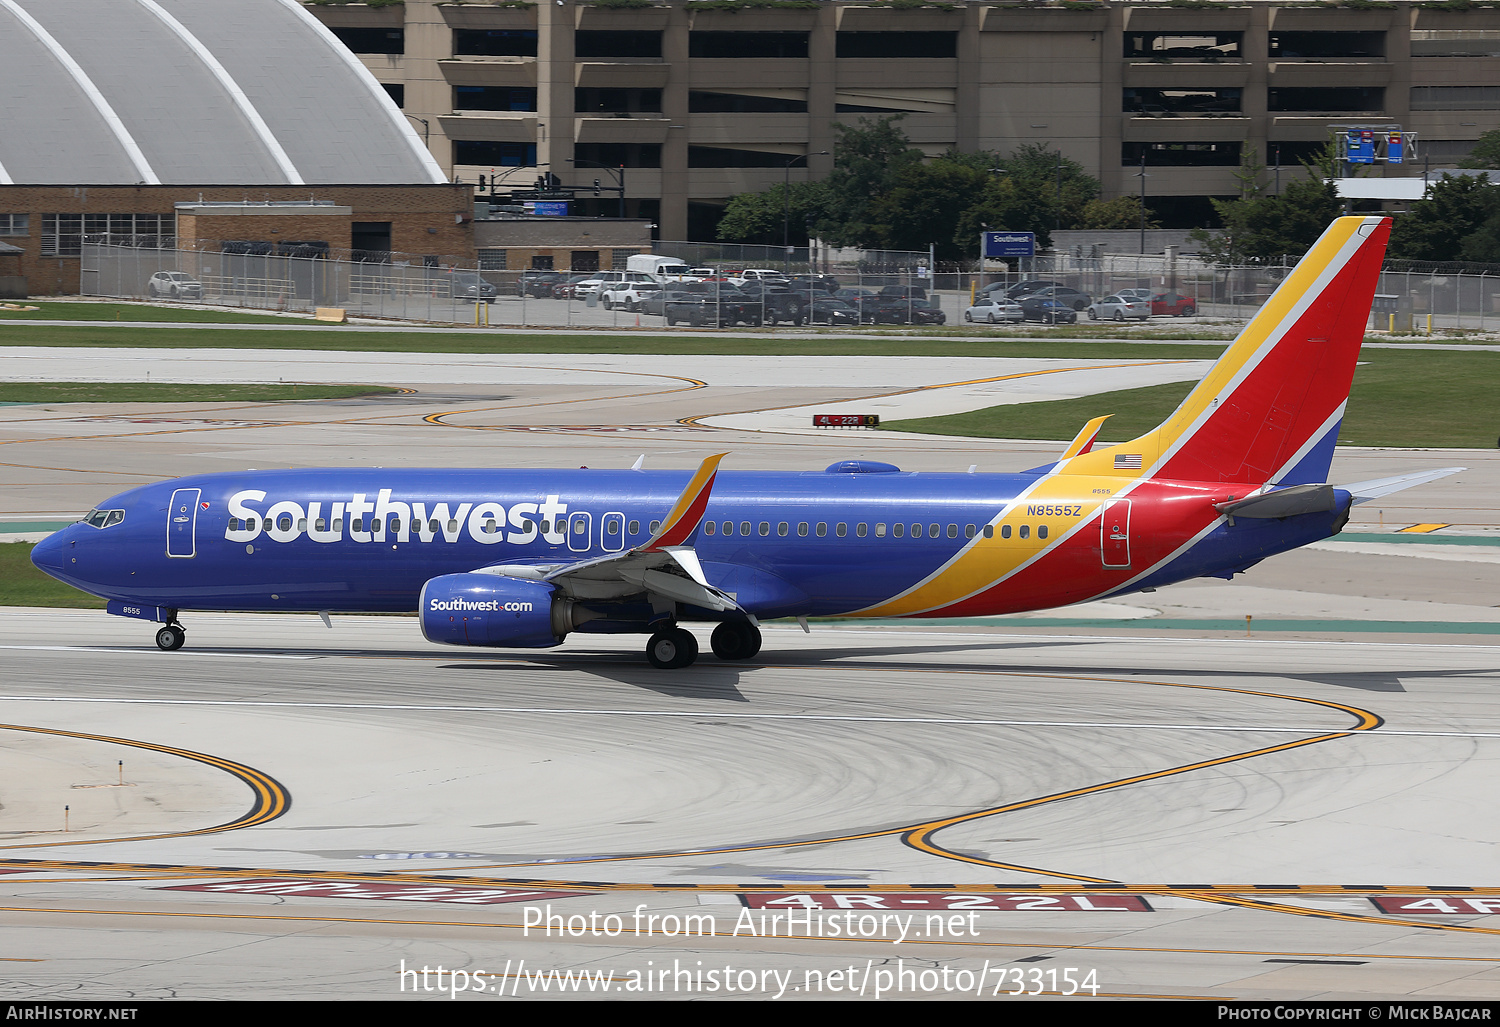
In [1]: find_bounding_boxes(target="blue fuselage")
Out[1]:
[30,467,1350,624]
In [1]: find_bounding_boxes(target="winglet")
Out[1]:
[1060,415,1111,461]
[642,453,726,550]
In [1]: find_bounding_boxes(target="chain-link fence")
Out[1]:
[78,239,1500,333]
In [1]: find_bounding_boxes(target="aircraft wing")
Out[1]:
[470,453,742,613]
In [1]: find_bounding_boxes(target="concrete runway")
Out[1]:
[2,346,1499,1001]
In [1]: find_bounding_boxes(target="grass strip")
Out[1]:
[0,302,318,325]
[886,348,1500,449]
[0,543,105,609]
[0,323,1230,361]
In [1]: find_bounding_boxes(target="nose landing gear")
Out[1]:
[155,623,185,651]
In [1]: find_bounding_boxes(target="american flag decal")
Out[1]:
[1114,454,1143,469]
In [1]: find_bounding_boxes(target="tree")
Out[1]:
[1077,195,1160,231]
[716,180,829,245]
[1458,129,1500,170]
[1388,173,1500,262]
[714,125,1109,259]
[1193,146,1340,264]
[812,116,925,249]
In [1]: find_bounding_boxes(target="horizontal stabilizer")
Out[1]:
[1343,467,1465,505]
[1214,483,1336,522]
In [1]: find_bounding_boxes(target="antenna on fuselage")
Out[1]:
[631,454,645,470]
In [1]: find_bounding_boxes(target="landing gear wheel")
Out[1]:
[155,625,185,651]
[646,627,698,669]
[711,620,762,661]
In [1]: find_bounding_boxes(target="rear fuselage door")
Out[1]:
[1100,499,1131,568]
[167,488,201,558]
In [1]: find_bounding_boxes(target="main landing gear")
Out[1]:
[155,623,185,651]
[710,620,761,661]
[646,626,698,669]
[644,620,762,668]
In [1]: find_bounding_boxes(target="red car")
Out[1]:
[1151,292,1198,317]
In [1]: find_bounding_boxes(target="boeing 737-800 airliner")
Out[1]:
[30,217,1459,667]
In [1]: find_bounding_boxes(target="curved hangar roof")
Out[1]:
[0,0,444,186]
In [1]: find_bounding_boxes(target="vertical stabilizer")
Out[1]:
[1065,216,1390,486]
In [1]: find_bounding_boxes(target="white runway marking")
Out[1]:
[0,645,319,659]
[2,694,1497,738]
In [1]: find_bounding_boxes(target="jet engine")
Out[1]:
[419,573,593,648]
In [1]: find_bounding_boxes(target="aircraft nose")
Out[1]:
[30,529,70,578]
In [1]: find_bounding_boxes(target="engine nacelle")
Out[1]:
[419,573,582,648]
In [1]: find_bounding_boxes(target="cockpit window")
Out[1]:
[82,508,125,528]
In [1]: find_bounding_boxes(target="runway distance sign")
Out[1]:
[742,893,1151,911]
[812,414,880,428]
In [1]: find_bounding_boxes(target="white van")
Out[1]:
[626,254,692,279]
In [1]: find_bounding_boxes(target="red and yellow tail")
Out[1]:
[1064,215,1391,487]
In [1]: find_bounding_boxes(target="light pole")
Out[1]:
[566,158,625,217]
[1135,153,1149,255]
[404,114,430,148]
[783,151,829,270]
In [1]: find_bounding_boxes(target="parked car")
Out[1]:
[1023,285,1092,311]
[964,297,1024,324]
[1115,287,1153,303]
[1088,295,1151,321]
[665,289,762,327]
[1019,297,1078,324]
[832,288,884,323]
[551,274,595,299]
[641,287,701,317]
[727,268,787,287]
[805,297,861,325]
[444,271,497,304]
[736,283,814,325]
[147,271,202,301]
[997,279,1065,300]
[1151,291,1198,317]
[600,281,662,311]
[517,271,568,298]
[785,274,841,294]
[874,297,945,325]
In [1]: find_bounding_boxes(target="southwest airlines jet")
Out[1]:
[30,217,1459,668]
